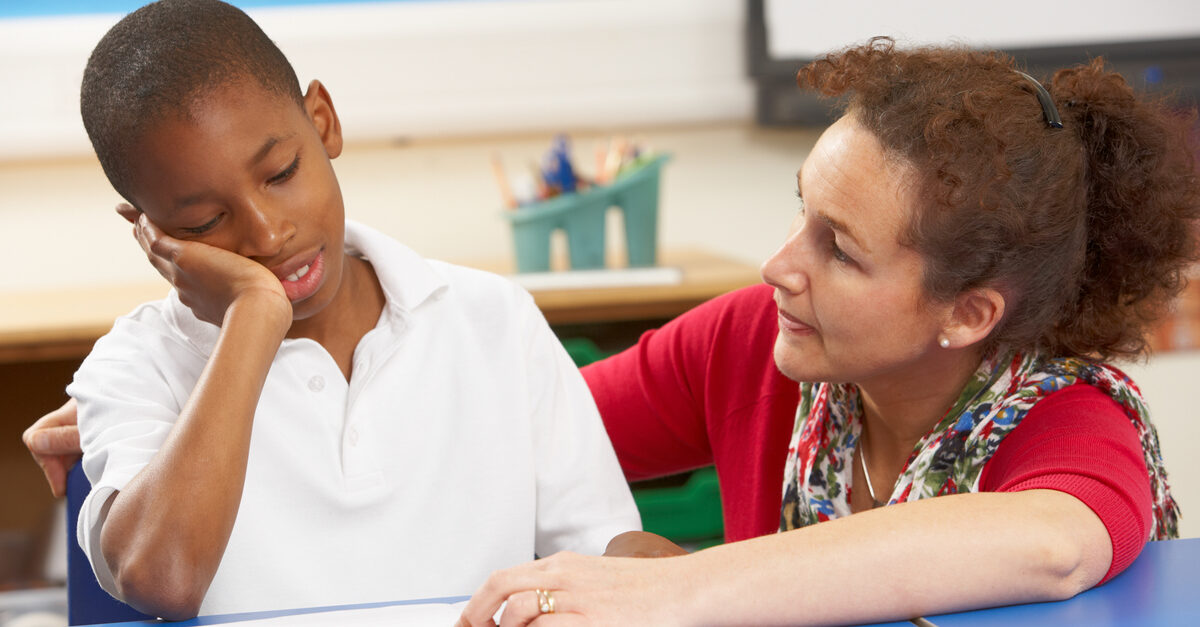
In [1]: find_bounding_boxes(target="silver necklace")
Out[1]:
[858,431,886,508]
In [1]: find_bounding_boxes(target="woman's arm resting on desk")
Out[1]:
[22,398,81,499]
[459,489,1111,626]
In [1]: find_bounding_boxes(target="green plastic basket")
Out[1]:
[502,154,670,273]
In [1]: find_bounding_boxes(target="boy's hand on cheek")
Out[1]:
[118,204,292,328]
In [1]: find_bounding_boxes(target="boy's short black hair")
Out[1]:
[81,0,304,201]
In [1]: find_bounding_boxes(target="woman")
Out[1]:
[26,38,1198,625]
[456,39,1195,625]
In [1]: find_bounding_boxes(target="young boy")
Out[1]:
[69,0,640,619]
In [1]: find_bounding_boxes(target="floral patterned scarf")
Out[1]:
[779,350,1180,540]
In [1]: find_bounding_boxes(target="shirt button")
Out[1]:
[308,376,325,392]
[348,427,359,446]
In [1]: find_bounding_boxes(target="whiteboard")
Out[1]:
[765,0,1200,59]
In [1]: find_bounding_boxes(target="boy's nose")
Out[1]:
[237,201,295,259]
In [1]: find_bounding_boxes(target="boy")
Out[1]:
[69,0,640,619]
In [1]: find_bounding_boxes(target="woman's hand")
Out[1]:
[456,551,694,627]
[603,531,688,558]
[22,398,82,498]
[117,204,291,327]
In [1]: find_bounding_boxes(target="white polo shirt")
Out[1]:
[70,221,640,616]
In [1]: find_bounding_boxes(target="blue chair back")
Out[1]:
[67,463,152,625]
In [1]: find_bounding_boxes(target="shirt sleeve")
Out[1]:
[518,291,642,557]
[66,310,198,600]
[980,382,1153,584]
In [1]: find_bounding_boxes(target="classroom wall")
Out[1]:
[0,0,752,160]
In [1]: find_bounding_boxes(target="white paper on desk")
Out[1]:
[234,599,469,626]
[508,266,683,291]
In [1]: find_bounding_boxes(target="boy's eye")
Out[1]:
[181,214,222,235]
[267,156,300,185]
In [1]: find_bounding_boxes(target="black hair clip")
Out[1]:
[1016,71,1064,129]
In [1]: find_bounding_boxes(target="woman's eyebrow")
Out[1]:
[816,210,869,254]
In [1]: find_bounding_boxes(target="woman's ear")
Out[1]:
[941,287,1006,349]
[303,79,343,159]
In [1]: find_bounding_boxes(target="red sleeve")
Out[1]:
[980,383,1152,584]
[582,284,792,483]
[581,301,715,481]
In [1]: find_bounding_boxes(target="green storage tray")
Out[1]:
[561,337,608,368]
[631,466,724,546]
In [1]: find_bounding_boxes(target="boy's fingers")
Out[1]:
[115,202,139,224]
[136,214,183,263]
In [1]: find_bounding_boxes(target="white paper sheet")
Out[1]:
[509,266,683,291]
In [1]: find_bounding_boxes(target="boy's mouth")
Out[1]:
[273,249,325,303]
[284,264,311,282]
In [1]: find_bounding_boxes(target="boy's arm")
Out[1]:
[95,212,292,619]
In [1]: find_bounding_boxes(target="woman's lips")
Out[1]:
[777,308,815,335]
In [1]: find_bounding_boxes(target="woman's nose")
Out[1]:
[760,230,809,295]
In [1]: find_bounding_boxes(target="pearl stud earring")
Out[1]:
[939,336,951,348]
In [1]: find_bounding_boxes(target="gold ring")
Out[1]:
[535,588,556,614]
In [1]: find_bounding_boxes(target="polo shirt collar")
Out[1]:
[343,220,448,317]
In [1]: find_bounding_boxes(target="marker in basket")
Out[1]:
[490,154,518,210]
[541,134,579,194]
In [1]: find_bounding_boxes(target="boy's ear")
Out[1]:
[941,287,1006,349]
[303,79,343,159]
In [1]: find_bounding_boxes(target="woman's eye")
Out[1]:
[181,215,221,235]
[268,156,300,185]
[795,193,806,215]
[830,239,851,264]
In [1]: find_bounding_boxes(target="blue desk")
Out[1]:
[87,594,913,626]
[923,537,1200,626]
[87,538,1197,626]
[92,595,471,626]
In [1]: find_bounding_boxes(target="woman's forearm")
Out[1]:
[679,489,1112,626]
[99,291,291,619]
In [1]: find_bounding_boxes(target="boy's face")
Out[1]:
[123,80,347,322]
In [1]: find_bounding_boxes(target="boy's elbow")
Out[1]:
[108,547,208,620]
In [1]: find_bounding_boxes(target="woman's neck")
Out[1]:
[857,346,985,468]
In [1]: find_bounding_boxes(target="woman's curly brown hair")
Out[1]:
[799,37,1200,361]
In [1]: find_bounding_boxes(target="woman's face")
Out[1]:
[762,115,952,386]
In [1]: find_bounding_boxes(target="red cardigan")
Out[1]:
[584,284,1152,583]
